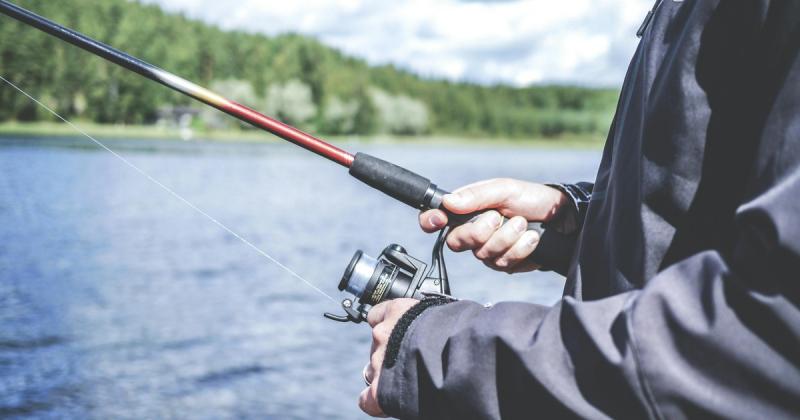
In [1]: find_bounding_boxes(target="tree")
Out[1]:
[0,0,619,140]
[264,79,317,127]
[369,88,429,135]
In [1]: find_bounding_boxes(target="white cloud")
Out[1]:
[140,0,652,86]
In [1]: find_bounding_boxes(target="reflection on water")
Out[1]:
[0,137,601,419]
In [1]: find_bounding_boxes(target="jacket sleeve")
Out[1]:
[528,182,593,275]
[377,196,800,418]
[377,119,800,420]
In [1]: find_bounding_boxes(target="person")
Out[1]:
[357,1,800,419]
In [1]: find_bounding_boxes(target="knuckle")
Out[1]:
[468,229,484,246]
[477,239,503,260]
[446,235,463,251]
[366,302,386,326]
[460,226,484,248]
[501,180,523,205]
[388,299,410,317]
[460,187,477,203]
[371,325,389,342]
[496,257,517,271]
[504,249,525,263]
[472,225,493,244]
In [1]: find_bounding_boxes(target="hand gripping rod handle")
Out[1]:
[348,153,570,269]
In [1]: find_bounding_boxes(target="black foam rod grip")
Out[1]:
[349,152,435,209]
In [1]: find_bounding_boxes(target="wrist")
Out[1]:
[543,185,570,222]
[543,183,592,234]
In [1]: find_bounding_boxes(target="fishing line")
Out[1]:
[0,74,337,304]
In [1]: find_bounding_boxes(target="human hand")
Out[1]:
[359,298,419,418]
[419,178,568,273]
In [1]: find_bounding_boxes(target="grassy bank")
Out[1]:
[0,121,606,149]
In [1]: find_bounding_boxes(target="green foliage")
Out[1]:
[0,0,620,139]
[320,96,359,135]
[369,88,429,135]
[264,79,317,127]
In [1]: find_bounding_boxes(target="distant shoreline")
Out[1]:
[0,122,606,149]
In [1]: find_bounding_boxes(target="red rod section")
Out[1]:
[225,101,354,167]
[0,0,355,168]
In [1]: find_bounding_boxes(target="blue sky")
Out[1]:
[142,0,653,87]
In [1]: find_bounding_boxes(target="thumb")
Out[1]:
[443,179,518,215]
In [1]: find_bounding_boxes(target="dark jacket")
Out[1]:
[377,1,800,418]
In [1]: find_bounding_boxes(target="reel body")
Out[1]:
[324,231,451,324]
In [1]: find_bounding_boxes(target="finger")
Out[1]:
[365,345,384,386]
[446,210,502,252]
[370,324,386,355]
[385,298,419,319]
[366,301,389,327]
[359,385,387,417]
[419,209,448,233]
[371,322,391,349]
[494,230,541,271]
[474,216,528,260]
[442,178,519,214]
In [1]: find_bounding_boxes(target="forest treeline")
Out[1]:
[0,0,619,139]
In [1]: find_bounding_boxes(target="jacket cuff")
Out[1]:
[378,299,477,418]
[384,296,455,369]
[544,182,593,234]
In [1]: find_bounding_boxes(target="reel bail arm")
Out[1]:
[324,298,364,323]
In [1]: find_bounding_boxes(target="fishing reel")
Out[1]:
[324,229,451,324]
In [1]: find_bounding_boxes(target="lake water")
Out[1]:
[0,137,600,419]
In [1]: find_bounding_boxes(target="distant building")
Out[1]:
[156,106,199,140]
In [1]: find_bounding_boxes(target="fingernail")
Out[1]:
[429,214,444,227]
[513,218,527,233]
[526,232,540,247]
[485,213,502,228]
[496,259,507,267]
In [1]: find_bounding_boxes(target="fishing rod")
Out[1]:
[0,0,456,215]
[0,0,561,324]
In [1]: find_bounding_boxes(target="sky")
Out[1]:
[141,0,653,87]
